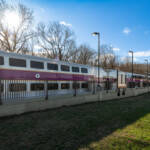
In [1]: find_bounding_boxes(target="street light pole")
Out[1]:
[145,59,148,89]
[98,33,100,86]
[129,50,134,88]
[92,32,100,87]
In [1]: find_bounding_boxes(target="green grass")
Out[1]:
[0,94,150,150]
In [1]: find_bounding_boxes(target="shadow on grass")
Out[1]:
[0,93,150,150]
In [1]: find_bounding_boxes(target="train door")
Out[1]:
[117,71,127,96]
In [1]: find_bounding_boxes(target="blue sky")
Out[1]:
[20,0,150,63]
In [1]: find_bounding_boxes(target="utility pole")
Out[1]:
[145,59,149,91]
[129,50,134,88]
[92,32,100,88]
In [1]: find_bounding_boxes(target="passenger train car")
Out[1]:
[0,50,148,102]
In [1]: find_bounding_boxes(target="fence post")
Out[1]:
[45,80,48,100]
[0,79,2,105]
[73,81,77,97]
[117,69,120,96]
[117,69,118,89]
[92,80,95,94]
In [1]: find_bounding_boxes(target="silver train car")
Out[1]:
[0,50,148,102]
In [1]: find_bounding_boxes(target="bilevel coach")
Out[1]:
[0,50,148,103]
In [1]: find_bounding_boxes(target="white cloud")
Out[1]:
[123,27,131,35]
[112,47,120,51]
[133,57,138,62]
[60,21,72,27]
[120,56,128,62]
[120,56,138,62]
[132,50,150,57]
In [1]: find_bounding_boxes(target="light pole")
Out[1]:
[129,50,134,88]
[92,32,100,88]
[145,59,148,89]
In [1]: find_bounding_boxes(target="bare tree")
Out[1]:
[68,48,78,63]
[100,44,117,69]
[98,44,118,91]
[37,21,76,61]
[119,57,147,75]
[27,32,39,56]
[119,56,131,72]
[69,44,95,65]
[0,1,34,54]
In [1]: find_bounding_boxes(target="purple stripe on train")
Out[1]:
[0,69,93,81]
[126,79,146,82]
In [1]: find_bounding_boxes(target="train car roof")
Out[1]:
[0,50,90,68]
[126,72,145,77]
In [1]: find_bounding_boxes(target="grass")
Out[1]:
[0,94,150,150]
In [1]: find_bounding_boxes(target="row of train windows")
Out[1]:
[0,83,88,92]
[0,56,88,73]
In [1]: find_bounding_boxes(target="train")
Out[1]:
[0,50,149,103]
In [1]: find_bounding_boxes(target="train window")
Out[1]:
[72,67,79,72]
[47,63,58,71]
[61,65,70,72]
[30,61,44,69]
[9,83,26,92]
[81,68,88,73]
[0,83,3,92]
[72,83,80,89]
[0,56,4,65]
[31,83,44,91]
[9,58,26,67]
[48,83,58,90]
[61,83,70,89]
[81,83,88,88]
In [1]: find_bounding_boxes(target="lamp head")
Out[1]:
[92,32,99,36]
[129,50,133,53]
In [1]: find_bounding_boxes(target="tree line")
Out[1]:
[0,0,148,75]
